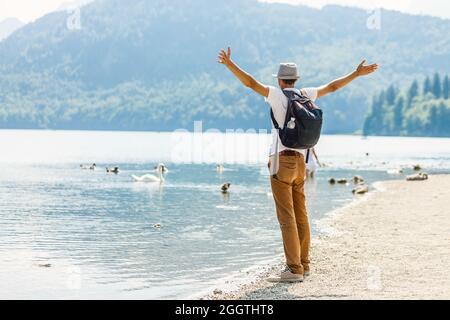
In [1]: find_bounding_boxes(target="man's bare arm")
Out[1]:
[218,47,269,98]
[317,60,379,99]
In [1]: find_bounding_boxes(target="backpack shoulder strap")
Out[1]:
[271,89,294,129]
[283,89,305,103]
[270,109,280,129]
[282,89,296,99]
[282,89,296,125]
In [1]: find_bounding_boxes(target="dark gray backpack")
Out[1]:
[270,89,323,149]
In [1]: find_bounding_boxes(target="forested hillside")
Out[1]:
[363,74,450,137]
[0,0,449,133]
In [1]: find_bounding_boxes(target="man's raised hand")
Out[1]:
[218,47,232,66]
[356,60,379,77]
[216,46,269,97]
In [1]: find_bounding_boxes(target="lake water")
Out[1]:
[1,130,449,299]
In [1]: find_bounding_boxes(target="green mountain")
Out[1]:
[363,73,450,137]
[0,0,449,133]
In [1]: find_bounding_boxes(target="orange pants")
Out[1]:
[270,154,310,275]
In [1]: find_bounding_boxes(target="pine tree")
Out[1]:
[363,93,384,135]
[435,102,446,135]
[378,90,386,105]
[394,95,405,133]
[424,76,432,95]
[385,85,397,105]
[432,73,441,98]
[429,105,439,135]
[363,102,375,136]
[443,75,450,100]
[407,80,419,106]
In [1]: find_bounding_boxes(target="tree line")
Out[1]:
[363,73,450,137]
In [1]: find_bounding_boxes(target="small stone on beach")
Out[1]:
[328,178,336,185]
[213,289,223,295]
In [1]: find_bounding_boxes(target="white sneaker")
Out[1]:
[267,268,304,283]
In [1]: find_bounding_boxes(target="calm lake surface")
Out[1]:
[1,130,449,299]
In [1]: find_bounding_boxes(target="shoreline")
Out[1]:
[204,174,450,300]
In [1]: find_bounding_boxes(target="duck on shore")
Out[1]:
[352,184,369,195]
[353,176,365,184]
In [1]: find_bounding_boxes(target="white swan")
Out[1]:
[132,165,165,183]
[154,163,169,173]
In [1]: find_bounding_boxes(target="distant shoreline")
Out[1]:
[205,175,450,300]
[2,128,450,139]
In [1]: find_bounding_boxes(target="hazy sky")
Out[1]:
[0,0,90,22]
[1,0,450,23]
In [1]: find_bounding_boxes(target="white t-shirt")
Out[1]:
[265,86,319,156]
